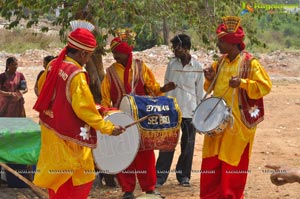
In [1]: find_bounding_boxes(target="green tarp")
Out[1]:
[0,117,41,165]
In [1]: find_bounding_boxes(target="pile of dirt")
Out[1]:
[1,47,300,80]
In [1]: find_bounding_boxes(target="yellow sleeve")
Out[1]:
[100,75,113,108]
[239,59,272,99]
[37,71,47,94]
[142,62,162,96]
[70,72,114,135]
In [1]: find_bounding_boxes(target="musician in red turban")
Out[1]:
[201,16,272,199]
[101,36,176,199]
[33,21,124,199]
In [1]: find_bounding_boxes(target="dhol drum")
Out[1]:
[119,94,181,151]
[93,111,140,174]
[192,97,230,136]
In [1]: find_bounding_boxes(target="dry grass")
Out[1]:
[0,28,63,53]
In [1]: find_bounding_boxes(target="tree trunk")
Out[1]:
[85,51,105,104]
[162,17,169,45]
[75,6,106,104]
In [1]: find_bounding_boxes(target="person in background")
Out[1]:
[200,16,272,199]
[0,56,28,117]
[33,20,125,199]
[0,56,29,188]
[265,164,300,186]
[156,34,204,187]
[101,36,176,199]
[34,55,55,96]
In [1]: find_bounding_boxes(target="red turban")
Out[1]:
[216,23,245,50]
[34,28,97,112]
[68,28,97,53]
[110,37,133,93]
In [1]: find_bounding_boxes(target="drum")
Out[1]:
[93,111,140,174]
[119,94,181,151]
[192,97,230,136]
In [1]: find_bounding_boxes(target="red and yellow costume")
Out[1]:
[33,23,115,199]
[200,16,272,199]
[101,37,162,193]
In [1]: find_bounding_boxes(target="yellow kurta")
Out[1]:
[101,61,162,107]
[33,56,115,192]
[203,54,272,166]
[37,71,46,95]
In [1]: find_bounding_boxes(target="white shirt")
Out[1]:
[164,57,204,118]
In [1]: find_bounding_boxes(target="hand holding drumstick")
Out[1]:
[203,67,215,81]
[160,82,177,92]
[111,114,160,136]
[111,125,126,136]
[229,76,241,88]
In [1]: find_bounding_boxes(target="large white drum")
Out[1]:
[192,97,230,136]
[93,111,140,174]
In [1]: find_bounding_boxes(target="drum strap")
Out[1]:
[106,65,126,107]
[106,60,146,108]
[131,59,146,95]
[229,53,246,128]
[201,54,227,101]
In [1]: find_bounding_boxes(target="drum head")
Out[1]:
[119,96,133,115]
[93,111,140,174]
[192,97,228,133]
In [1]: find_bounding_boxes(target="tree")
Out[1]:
[0,0,260,102]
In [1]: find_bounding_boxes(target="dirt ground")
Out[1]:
[1,51,300,199]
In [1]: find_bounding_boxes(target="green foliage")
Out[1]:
[134,23,163,51]
[1,0,300,53]
[253,12,300,51]
[0,0,259,53]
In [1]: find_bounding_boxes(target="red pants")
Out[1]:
[200,145,250,199]
[117,149,156,192]
[48,178,93,199]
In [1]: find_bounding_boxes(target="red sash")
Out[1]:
[238,52,264,128]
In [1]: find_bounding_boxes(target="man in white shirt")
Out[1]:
[156,34,204,187]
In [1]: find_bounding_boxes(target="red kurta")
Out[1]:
[0,72,26,117]
[101,59,161,192]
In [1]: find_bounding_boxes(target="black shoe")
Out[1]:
[179,179,190,187]
[146,190,165,198]
[122,192,134,199]
[104,174,117,187]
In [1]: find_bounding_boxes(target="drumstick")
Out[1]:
[203,87,230,122]
[172,69,204,73]
[124,113,161,129]
[0,163,49,199]
[165,79,195,96]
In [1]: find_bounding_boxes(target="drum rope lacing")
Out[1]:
[201,54,228,101]
[203,86,230,122]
